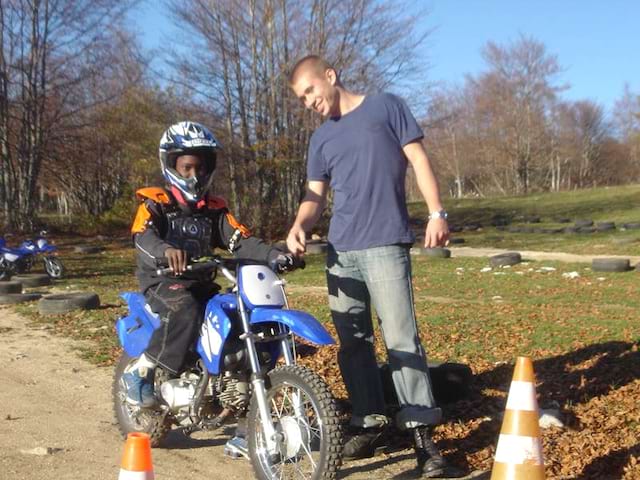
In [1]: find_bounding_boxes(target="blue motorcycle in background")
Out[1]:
[113,257,343,480]
[0,232,64,281]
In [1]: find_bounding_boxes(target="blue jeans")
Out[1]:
[326,244,442,429]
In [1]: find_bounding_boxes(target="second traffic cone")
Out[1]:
[119,432,155,479]
[491,356,545,480]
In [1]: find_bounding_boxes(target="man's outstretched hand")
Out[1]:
[424,218,450,248]
[286,224,307,257]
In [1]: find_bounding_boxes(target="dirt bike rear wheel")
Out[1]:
[0,258,12,281]
[248,364,343,480]
[112,353,171,447]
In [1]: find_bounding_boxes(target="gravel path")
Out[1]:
[0,306,487,480]
[446,246,640,266]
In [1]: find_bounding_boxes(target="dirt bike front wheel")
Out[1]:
[248,364,343,480]
[43,256,64,278]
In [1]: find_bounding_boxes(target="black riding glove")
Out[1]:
[269,252,297,273]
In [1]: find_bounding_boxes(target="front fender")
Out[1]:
[250,308,335,345]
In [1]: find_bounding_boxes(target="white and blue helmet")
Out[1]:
[159,121,219,203]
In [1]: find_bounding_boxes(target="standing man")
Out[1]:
[287,55,460,478]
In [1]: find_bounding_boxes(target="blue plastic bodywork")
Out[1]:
[196,293,236,374]
[116,290,335,374]
[250,308,335,345]
[0,238,57,256]
[116,292,161,357]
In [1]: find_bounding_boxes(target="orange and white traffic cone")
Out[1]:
[491,356,545,480]
[119,432,155,479]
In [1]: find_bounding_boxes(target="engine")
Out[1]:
[217,374,250,411]
[159,372,199,411]
[159,370,250,422]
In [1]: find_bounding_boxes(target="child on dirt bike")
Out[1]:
[126,120,294,409]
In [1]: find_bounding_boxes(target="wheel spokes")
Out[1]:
[258,381,323,479]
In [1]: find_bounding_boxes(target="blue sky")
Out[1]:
[422,0,640,111]
[128,0,639,112]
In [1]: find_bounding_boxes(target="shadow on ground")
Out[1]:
[436,341,640,478]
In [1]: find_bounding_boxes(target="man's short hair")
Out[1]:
[288,55,337,84]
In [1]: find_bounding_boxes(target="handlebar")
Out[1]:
[156,257,236,282]
[154,255,304,282]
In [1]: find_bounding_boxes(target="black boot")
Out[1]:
[343,426,387,460]
[413,426,447,478]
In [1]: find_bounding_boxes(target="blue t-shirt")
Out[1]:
[307,92,423,251]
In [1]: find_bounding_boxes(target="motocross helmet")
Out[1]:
[159,121,219,203]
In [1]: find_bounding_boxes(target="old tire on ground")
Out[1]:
[490,252,522,267]
[491,215,510,227]
[380,361,473,406]
[575,220,594,228]
[462,223,482,231]
[306,242,328,255]
[595,222,616,232]
[12,273,51,287]
[73,245,105,254]
[0,281,22,294]
[592,258,631,273]
[622,222,640,230]
[38,292,100,314]
[0,293,42,305]
[411,247,451,258]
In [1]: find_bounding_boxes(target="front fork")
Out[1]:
[238,296,298,456]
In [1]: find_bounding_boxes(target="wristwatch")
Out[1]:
[428,209,448,220]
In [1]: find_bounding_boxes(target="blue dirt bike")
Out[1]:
[0,232,64,281]
[113,257,343,480]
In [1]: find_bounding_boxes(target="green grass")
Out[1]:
[409,184,640,255]
[10,184,640,369]
[13,242,640,372]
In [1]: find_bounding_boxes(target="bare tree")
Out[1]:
[572,100,609,187]
[466,36,564,194]
[423,87,479,198]
[163,0,430,235]
[0,0,139,231]
[612,84,640,181]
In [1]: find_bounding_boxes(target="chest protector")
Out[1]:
[164,209,213,259]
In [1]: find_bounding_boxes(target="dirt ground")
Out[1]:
[0,306,486,480]
[447,246,640,266]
